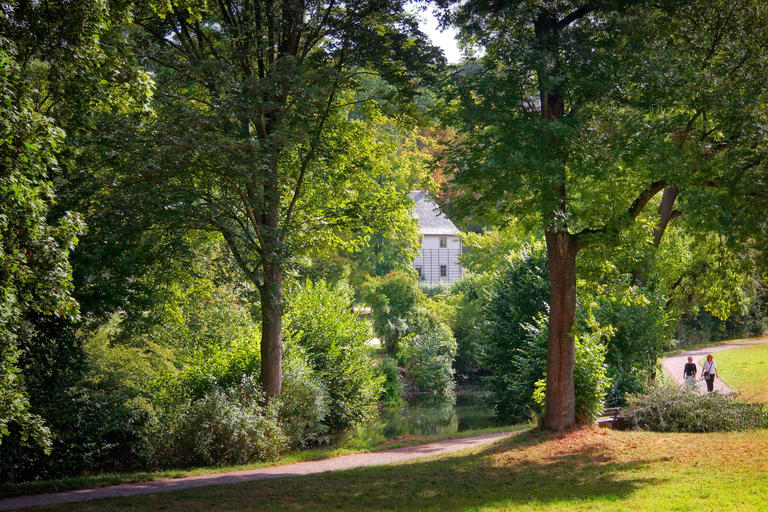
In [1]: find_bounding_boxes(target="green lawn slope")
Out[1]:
[43,427,768,512]
[716,343,768,403]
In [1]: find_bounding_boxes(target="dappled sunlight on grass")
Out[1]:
[38,428,768,511]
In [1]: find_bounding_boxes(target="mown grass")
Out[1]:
[661,335,767,357]
[0,425,520,499]
[715,343,768,403]
[29,427,768,511]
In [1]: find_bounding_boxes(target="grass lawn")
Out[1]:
[0,426,518,500]
[715,343,768,403]
[37,427,768,511]
[662,336,768,357]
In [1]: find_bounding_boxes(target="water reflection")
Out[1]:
[348,387,499,445]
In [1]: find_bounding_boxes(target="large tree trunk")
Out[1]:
[543,229,578,431]
[260,260,283,400]
[259,170,284,400]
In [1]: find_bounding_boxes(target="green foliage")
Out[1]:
[278,355,329,448]
[459,224,541,274]
[417,281,452,298]
[0,38,82,446]
[533,327,611,425]
[677,274,768,345]
[445,274,492,376]
[625,385,768,433]
[363,270,425,354]
[572,332,611,424]
[586,284,674,406]
[378,355,404,406]
[285,280,382,431]
[144,376,287,468]
[483,244,550,421]
[0,316,159,483]
[400,323,457,395]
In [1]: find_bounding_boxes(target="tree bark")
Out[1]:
[536,7,578,430]
[260,260,283,400]
[543,229,578,431]
[651,187,679,248]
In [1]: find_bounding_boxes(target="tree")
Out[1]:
[1,39,74,444]
[116,0,443,399]
[441,0,768,430]
[1,0,151,444]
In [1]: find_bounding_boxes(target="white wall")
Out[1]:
[413,235,463,283]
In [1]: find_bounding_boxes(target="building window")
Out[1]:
[415,266,422,278]
[440,265,447,277]
[439,237,447,248]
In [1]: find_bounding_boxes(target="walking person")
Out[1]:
[701,354,718,393]
[683,356,697,387]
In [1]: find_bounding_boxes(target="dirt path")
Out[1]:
[660,338,768,394]
[0,431,513,511]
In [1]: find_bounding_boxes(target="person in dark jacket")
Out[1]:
[683,356,697,386]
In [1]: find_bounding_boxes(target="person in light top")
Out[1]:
[701,354,718,393]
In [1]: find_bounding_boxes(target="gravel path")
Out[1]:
[660,338,768,394]
[0,432,513,511]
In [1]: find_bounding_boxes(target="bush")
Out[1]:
[285,280,382,431]
[378,355,404,405]
[624,385,768,432]
[530,318,611,424]
[154,339,261,406]
[572,332,611,423]
[278,355,329,447]
[446,274,492,376]
[591,285,674,406]
[145,376,287,468]
[363,270,424,354]
[400,323,457,395]
[483,243,550,422]
[417,281,451,298]
[0,316,160,483]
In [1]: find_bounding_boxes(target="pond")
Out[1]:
[346,386,505,445]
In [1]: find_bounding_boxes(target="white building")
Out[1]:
[411,190,464,283]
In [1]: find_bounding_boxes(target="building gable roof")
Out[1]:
[410,190,460,236]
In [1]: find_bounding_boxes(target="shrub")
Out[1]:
[278,355,329,447]
[285,280,382,431]
[0,316,160,483]
[483,243,549,422]
[400,323,457,395]
[590,285,674,406]
[530,318,611,424]
[624,384,768,432]
[145,376,287,468]
[363,270,424,354]
[154,339,261,406]
[417,281,451,298]
[378,355,404,405]
[446,274,492,376]
[572,331,611,423]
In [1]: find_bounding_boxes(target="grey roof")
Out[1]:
[410,190,460,236]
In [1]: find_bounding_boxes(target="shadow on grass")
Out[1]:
[56,431,664,512]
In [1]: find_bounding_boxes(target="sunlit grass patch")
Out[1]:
[39,427,768,511]
[716,343,768,403]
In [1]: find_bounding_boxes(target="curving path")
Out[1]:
[660,337,768,394]
[0,431,513,511]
